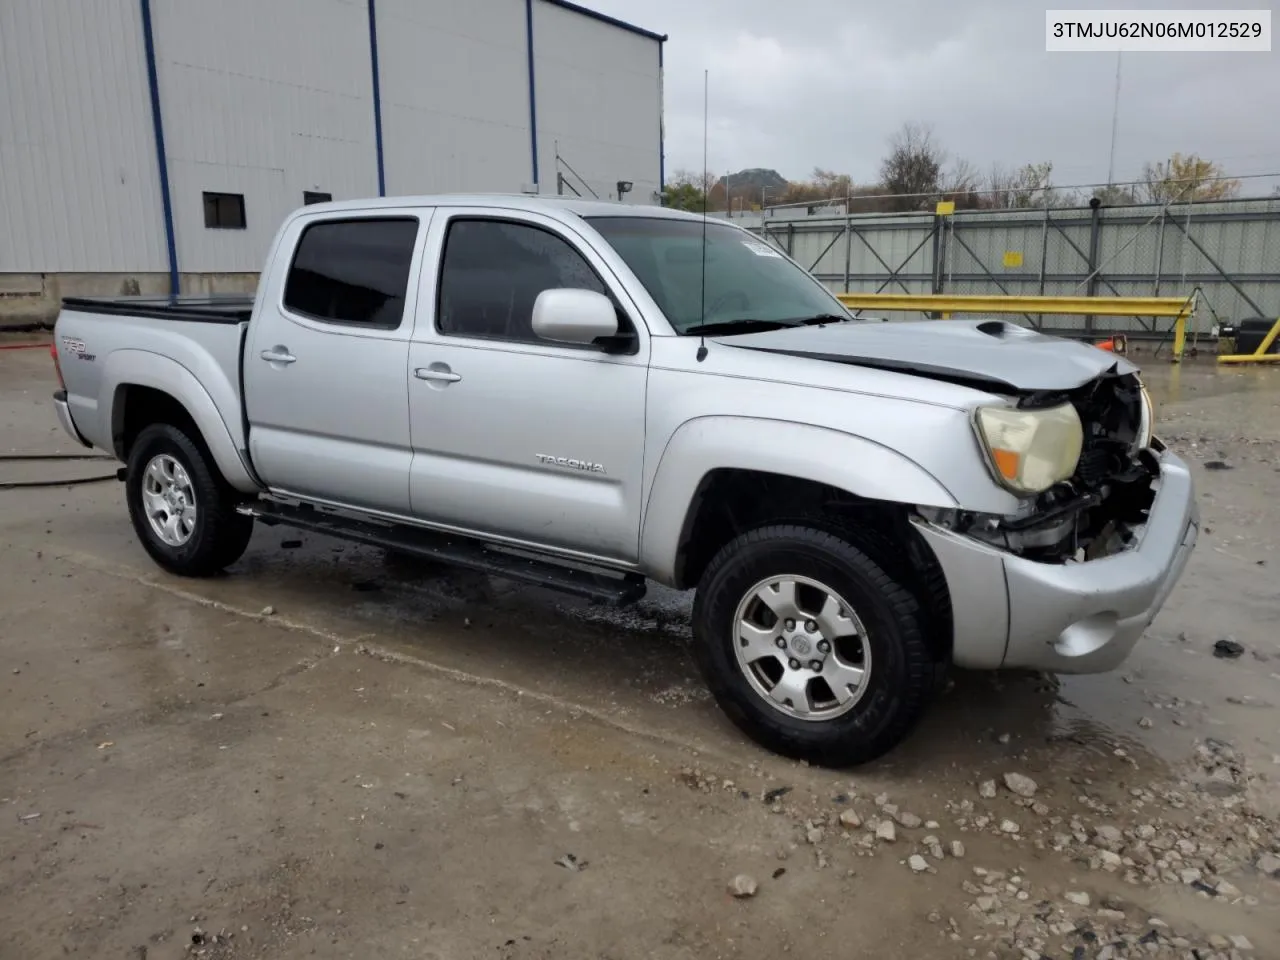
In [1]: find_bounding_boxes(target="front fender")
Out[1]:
[101,350,259,493]
[638,416,959,584]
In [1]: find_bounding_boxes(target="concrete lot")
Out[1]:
[2,339,1279,959]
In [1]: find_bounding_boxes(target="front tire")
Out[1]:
[125,423,254,577]
[691,524,934,767]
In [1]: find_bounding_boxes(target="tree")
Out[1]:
[811,167,855,200]
[661,181,706,212]
[986,161,1062,209]
[663,169,723,212]
[1092,184,1138,206]
[943,158,980,195]
[879,123,944,210]
[1139,153,1239,204]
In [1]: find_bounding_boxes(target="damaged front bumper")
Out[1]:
[912,446,1199,673]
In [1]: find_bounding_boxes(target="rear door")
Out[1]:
[405,208,649,563]
[243,210,431,515]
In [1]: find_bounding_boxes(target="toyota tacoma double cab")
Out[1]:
[51,194,1199,766]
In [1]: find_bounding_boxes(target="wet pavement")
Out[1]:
[2,340,1279,959]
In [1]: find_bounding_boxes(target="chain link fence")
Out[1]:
[753,196,1280,342]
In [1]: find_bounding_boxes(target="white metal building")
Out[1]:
[0,0,665,318]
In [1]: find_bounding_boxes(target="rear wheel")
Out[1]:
[691,524,934,767]
[125,423,254,577]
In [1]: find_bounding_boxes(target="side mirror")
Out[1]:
[531,288,619,346]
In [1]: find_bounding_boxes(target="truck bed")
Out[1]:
[61,294,255,324]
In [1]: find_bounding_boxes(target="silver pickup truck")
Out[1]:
[51,195,1198,765]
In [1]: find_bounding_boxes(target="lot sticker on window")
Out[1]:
[741,239,783,258]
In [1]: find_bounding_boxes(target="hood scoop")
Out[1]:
[975,319,1034,339]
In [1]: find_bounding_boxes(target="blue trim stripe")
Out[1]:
[526,0,539,186]
[367,0,386,196]
[540,0,666,42]
[139,0,179,296]
[658,39,665,193]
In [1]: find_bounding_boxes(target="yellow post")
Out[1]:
[1171,309,1187,364]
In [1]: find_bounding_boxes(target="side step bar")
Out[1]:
[237,500,647,606]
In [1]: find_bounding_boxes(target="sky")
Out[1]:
[584,0,1280,195]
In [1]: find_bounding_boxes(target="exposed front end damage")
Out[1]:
[920,370,1158,563]
[910,369,1199,674]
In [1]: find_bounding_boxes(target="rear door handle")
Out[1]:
[260,347,297,365]
[414,367,461,383]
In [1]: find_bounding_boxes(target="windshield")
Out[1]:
[586,216,854,335]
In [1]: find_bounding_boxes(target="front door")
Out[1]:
[406,209,649,563]
[243,210,431,515]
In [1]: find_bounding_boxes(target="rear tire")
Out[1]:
[691,524,934,767]
[125,423,254,577]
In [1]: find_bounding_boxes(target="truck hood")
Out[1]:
[713,319,1139,393]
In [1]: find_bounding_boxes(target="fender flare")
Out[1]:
[638,416,959,585]
[102,350,259,492]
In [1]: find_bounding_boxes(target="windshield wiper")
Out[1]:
[682,318,797,336]
[788,313,852,325]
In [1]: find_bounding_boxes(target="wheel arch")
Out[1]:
[103,352,258,492]
[639,416,958,587]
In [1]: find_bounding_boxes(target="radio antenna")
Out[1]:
[696,68,709,363]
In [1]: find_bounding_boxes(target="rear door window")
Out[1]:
[284,218,419,329]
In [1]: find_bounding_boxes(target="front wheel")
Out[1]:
[125,423,255,577]
[691,524,935,767]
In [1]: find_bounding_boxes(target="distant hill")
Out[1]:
[717,168,788,196]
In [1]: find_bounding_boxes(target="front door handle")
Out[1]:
[260,347,297,365]
[414,366,461,383]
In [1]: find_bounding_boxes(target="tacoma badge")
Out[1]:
[535,454,606,474]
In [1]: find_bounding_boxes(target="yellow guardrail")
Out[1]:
[1217,316,1280,364]
[835,293,1197,363]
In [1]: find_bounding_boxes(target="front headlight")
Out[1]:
[1136,384,1155,450]
[975,402,1083,495]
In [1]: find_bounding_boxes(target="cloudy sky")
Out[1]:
[585,0,1280,194]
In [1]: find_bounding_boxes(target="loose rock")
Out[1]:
[838,809,861,829]
[1003,773,1038,798]
[908,855,929,873]
[876,821,897,843]
[1213,639,1245,659]
[806,827,824,845]
[260,605,276,616]
[978,780,997,799]
[999,819,1020,835]
[950,840,966,859]
[1095,825,1124,846]
[727,874,758,898]
[1255,852,1280,876]
[1064,891,1090,906]
[1229,935,1254,952]
[895,811,922,829]
[1138,717,1153,729]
